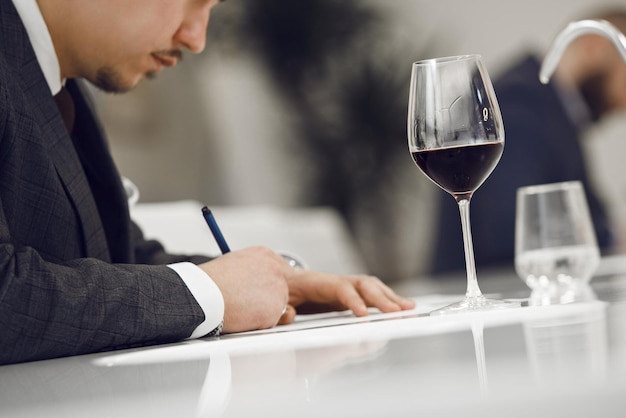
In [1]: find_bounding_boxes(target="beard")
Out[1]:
[579,71,611,122]
[92,51,182,93]
[93,67,157,94]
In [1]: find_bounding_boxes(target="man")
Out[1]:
[0,0,414,365]
[430,9,626,275]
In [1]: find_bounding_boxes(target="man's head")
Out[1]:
[557,9,626,120]
[39,0,223,93]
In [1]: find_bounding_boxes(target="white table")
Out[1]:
[2,256,626,418]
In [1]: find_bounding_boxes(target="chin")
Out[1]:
[93,67,143,94]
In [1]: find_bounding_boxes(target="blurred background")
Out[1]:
[91,0,626,282]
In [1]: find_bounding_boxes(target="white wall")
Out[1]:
[379,0,618,71]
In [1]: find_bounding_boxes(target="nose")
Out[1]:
[175,5,211,53]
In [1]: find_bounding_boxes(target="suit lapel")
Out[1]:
[1,0,113,261]
[45,86,114,262]
[67,80,133,263]
[28,85,114,262]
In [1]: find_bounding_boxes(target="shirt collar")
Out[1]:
[11,0,63,95]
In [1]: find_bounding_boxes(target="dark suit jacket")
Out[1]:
[430,55,612,275]
[0,0,211,364]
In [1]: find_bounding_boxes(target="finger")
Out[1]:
[354,277,409,313]
[276,304,296,325]
[380,285,416,310]
[334,282,369,317]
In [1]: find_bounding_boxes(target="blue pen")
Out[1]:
[201,206,231,254]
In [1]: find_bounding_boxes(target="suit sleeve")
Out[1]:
[0,239,207,365]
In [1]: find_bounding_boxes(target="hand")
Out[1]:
[278,270,416,324]
[199,246,290,333]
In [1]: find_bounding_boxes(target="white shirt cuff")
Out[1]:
[167,262,224,339]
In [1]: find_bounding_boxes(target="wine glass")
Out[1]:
[407,54,519,315]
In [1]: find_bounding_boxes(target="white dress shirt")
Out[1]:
[11,0,224,339]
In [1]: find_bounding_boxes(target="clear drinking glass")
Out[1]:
[407,54,519,315]
[515,181,600,301]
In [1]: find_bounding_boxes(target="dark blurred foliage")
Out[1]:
[228,1,378,87]
[208,0,440,279]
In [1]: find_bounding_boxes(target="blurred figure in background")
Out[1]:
[204,0,444,281]
[430,8,626,276]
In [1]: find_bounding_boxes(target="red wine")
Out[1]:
[411,142,503,197]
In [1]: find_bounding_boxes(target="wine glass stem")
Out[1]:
[457,198,483,299]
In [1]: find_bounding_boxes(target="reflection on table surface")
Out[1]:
[2,258,626,418]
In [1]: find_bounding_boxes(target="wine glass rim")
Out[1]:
[413,54,482,66]
[517,180,583,195]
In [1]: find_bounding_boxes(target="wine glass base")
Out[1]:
[430,295,520,316]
